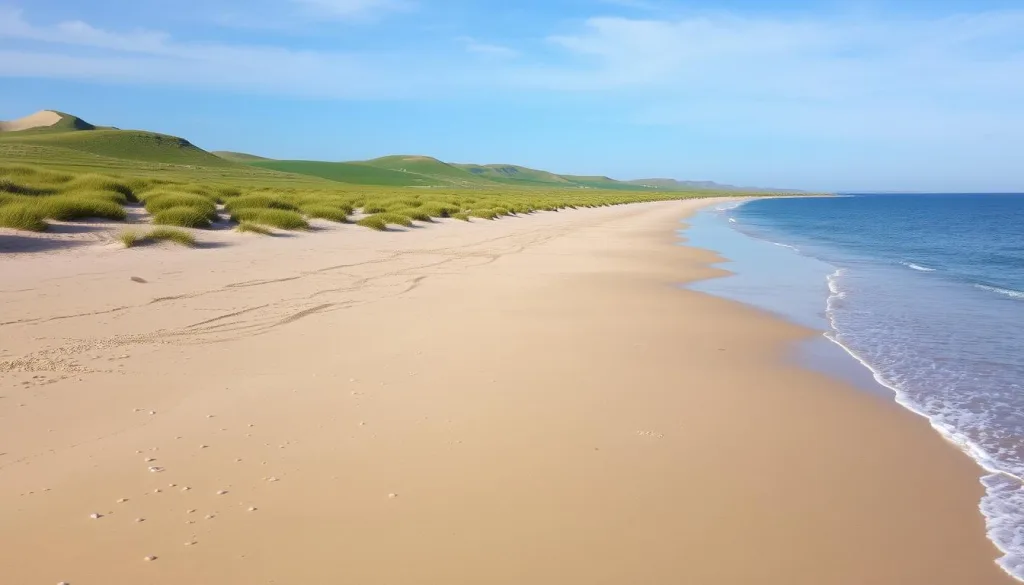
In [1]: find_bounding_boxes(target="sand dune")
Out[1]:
[0,109,63,132]
[0,201,1012,584]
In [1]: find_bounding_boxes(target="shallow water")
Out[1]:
[683,194,1024,581]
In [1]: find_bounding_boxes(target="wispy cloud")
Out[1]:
[1,4,1022,148]
[289,0,412,21]
[458,36,518,58]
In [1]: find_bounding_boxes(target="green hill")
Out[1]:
[213,151,273,162]
[453,163,574,187]
[0,129,235,167]
[249,160,450,187]
[361,155,492,186]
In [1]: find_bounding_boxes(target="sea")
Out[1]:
[683,193,1024,581]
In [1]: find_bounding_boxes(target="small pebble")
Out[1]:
[388,493,398,499]
[200,445,208,449]
[184,541,196,546]
[135,518,145,523]
[148,466,164,473]
[216,490,228,495]
[187,509,196,514]
[117,498,128,504]
[144,555,157,562]
[204,514,215,520]
[206,414,215,418]
[144,457,156,462]
[148,411,156,415]
[267,476,279,482]
[89,513,102,519]
[181,486,191,491]
[248,507,257,512]
[153,488,162,494]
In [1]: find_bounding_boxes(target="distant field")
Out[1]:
[249,160,450,187]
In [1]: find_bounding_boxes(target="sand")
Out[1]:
[0,200,1013,584]
[0,109,62,132]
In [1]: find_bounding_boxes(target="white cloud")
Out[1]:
[290,0,411,20]
[458,37,518,58]
[1,5,1023,149]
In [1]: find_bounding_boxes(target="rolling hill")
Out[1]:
[0,110,800,193]
[213,151,273,162]
[248,159,452,187]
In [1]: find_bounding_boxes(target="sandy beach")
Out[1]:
[0,200,1013,584]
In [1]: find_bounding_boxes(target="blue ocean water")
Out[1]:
[684,194,1024,581]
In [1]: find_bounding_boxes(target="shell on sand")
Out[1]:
[89,513,102,519]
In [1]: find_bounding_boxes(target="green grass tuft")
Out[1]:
[65,174,136,201]
[147,227,196,247]
[470,209,499,220]
[399,208,433,222]
[0,204,48,231]
[451,212,470,221]
[117,229,143,248]
[143,191,218,219]
[153,206,213,229]
[377,212,413,227]
[301,204,348,223]
[230,208,309,230]
[418,201,460,218]
[236,221,274,235]
[32,196,127,221]
[223,195,297,212]
[362,202,389,214]
[355,215,388,231]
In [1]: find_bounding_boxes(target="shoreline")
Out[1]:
[0,199,1014,584]
[693,198,1024,582]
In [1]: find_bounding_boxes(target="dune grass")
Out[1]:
[301,204,348,223]
[451,212,470,221]
[117,229,144,247]
[147,227,197,247]
[470,209,500,220]
[142,191,219,220]
[223,195,297,212]
[377,212,414,227]
[236,221,274,235]
[230,208,309,230]
[153,207,214,229]
[31,196,127,221]
[0,205,48,231]
[116,227,196,247]
[355,215,388,231]
[400,208,434,222]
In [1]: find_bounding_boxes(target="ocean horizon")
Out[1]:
[685,193,1024,581]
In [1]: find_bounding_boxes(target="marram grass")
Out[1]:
[152,206,213,229]
[230,208,309,230]
[0,204,49,231]
[355,215,388,231]
[301,204,348,223]
[146,227,196,247]
[236,220,274,235]
[116,227,196,248]
[377,212,413,227]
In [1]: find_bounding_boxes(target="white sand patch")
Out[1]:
[0,110,63,132]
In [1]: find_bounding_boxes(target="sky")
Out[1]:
[0,0,1022,192]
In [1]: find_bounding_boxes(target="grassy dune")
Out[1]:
[0,112,789,249]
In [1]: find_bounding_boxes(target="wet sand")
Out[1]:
[0,200,1013,584]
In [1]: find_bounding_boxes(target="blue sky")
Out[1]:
[1,0,1022,192]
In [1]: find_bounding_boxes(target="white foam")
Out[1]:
[824,271,1024,582]
[903,262,936,272]
[976,284,1024,299]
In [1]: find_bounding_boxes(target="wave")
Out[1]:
[976,284,1024,299]
[825,270,1024,582]
[902,262,936,272]
[728,218,737,223]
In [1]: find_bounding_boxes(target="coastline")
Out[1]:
[0,199,1012,584]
